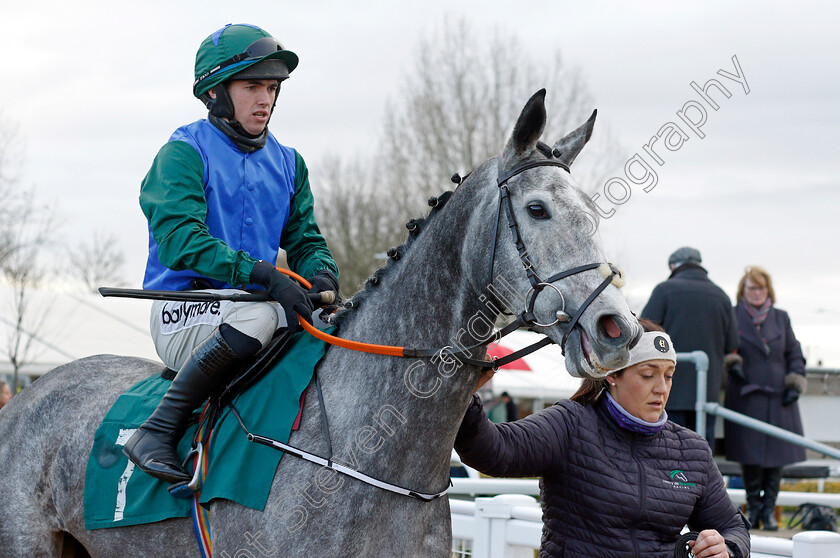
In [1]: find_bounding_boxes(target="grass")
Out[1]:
[781,479,840,494]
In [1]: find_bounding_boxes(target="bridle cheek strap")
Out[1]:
[491,157,621,354]
[489,158,571,289]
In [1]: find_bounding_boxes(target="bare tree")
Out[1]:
[67,231,127,293]
[1,198,54,392]
[380,20,624,217]
[314,20,624,292]
[0,113,26,267]
[311,155,402,295]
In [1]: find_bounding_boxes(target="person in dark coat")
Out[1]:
[641,247,739,448]
[455,320,749,558]
[724,266,806,531]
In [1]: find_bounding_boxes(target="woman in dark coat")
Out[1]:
[724,266,807,531]
[456,320,749,558]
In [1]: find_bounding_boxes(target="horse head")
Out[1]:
[459,89,642,379]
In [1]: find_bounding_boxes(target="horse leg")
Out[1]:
[0,504,64,558]
[0,444,71,557]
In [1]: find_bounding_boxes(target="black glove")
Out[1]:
[250,260,313,329]
[307,270,339,295]
[307,269,340,308]
[724,354,746,384]
[728,360,746,383]
[782,387,800,406]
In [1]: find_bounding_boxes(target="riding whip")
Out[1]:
[98,287,336,305]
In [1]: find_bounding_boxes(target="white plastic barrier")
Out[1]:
[793,531,840,558]
[450,477,840,507]
[451,495,540,558]
[449,494,840,558]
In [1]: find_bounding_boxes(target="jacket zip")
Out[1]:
[629,436,647,558]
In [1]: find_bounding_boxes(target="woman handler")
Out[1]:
[455,320,749,557]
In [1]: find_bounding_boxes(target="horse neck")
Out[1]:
[341,177,499,346]
[321,192,498,489]
[350,243,486,344]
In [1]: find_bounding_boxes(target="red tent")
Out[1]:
[483,330,582,401]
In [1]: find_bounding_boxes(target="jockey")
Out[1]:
[123,23,339,484]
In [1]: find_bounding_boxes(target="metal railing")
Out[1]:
[449,478,840,508]
[805,367,840,375]
[683,351,840,461]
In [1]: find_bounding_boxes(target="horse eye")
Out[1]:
[528,204,549,219]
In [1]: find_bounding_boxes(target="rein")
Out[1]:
[226,399,450,502]
[102,155,627,507]
[101,155,623,369]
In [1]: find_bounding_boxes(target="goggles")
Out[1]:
[194,37,287,92]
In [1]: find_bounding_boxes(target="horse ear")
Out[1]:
[502,89,547,165]
[552,109,597,168]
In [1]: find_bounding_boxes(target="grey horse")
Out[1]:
[0,90,642,557]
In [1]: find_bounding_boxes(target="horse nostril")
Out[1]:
[600,315,622,339]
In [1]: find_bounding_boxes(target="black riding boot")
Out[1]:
[761,467,783,531]
[123,327,254,483]
[741,464,764,530]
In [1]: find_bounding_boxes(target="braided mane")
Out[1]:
[330,191,454,325]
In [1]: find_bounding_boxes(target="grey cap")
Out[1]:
[668,246,702,267]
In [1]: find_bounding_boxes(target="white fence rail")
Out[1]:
[449,494,840,558]
[450,478,840,508]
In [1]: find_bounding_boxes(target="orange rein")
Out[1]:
[277,267,406,357]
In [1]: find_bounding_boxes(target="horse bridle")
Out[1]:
[175,153,631,508]
[220,156,631,505]
[487,154,623,354]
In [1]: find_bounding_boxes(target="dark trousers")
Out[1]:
[668,410,716,449]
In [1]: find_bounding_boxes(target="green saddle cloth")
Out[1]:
[84,329,333,530]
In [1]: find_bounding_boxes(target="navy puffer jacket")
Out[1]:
[454,395,750,558]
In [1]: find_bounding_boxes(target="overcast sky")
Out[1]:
[3,1,839,366]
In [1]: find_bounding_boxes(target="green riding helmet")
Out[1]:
[193,23,299,105]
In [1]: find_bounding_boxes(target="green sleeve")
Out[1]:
[280,151,339,280]
[139,141,256,286]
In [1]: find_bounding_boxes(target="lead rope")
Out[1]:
[673,531,699,558]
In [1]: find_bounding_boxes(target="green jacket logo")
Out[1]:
[669,470,697,486]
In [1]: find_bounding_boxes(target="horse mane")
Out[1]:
[330,190,455,326]
[328,143,583,327]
